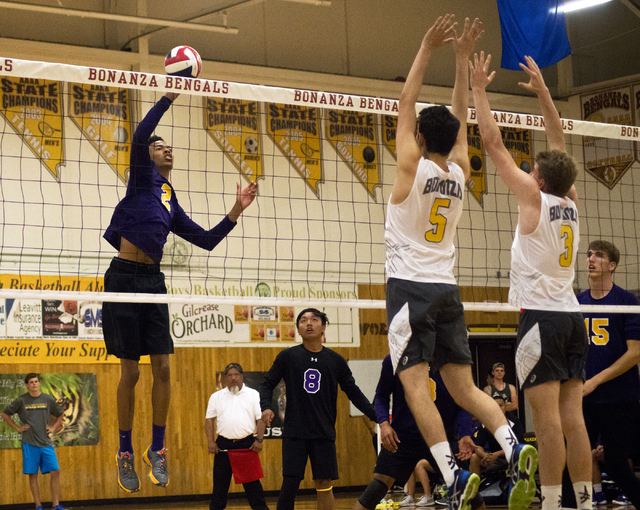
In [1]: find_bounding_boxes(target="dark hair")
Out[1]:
[535,150,577,197]
[588,240,620,269]
[224,363,243,375]
[418,105,460,156]
[296,308,329,328]
[148,135,164,145]
[24,373,39,384]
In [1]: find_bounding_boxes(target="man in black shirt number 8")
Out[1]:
[260,308,377,510]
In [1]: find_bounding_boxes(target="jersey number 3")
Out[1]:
[559,225,573,267]
[304,368,321,394]
[425,198,451,243]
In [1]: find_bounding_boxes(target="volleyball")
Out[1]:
[164,46,202,78]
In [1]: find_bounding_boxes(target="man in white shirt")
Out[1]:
[205,363,269,510]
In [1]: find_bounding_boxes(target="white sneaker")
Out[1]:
[416,495,435,507]
[399,495,417,507]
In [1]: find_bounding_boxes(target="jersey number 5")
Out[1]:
[425,198,451,243]
[304,368,321,394]
[559,225,573,267]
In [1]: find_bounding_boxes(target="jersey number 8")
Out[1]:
[304,368,321,394]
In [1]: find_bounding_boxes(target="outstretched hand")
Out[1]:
[518,56,548,96]
[453,17,484,57]
[469,51,496,90]
[228,181,257,223]
[422,14,457,51]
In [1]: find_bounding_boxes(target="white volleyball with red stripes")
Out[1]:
[164,46,202,78]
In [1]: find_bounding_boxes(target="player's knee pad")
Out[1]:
[277,476,302,510]
[358,479,388,510]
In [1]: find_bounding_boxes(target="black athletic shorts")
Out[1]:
[282,437,338,480]
[374,436,436,487]
[102,257,173,361]
[386,278,472,374]
[516,309,587,390]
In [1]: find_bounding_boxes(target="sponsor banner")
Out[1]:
[166,280,359,347]
[499,126,533,174]
[0,274,104,293]
[42,299,79,337]
[634,83,640,163]
[467,123,486,206]
[204,98,263,182]
[3,59,640,141]
[0,76,64,180]
[326,109,381,200]
[69,83,132,182]
[266,103,322,195]
[581,87,634,189]
[0,373,100,448]
[0,339,147,364]
[382,114,397,159]
[214,371,285,439]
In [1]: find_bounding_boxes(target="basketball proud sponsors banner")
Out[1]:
[581,87,634,189]
[0,373,100,449]
[499,126,533,174]
[0,76,64,180]
[69,83,132,182]
[382,114,397,160]
[326,109,381,201]
[165,279,359,347]
[266,103,322,195]
[467,123,486,206]
[204,98,263,182]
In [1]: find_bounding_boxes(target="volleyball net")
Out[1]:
[0,57,639,346]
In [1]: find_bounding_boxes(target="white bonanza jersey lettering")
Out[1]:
[509,192,580,311]
[385,158,465,284]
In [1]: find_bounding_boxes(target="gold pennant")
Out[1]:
[266,103,322,195]
[499,126,534,174]
[582,87,635,189]
[382,114,397,160]
[467,123,486,207]
[326,109,380,201]
[0,77,64,180]
[69,83,132,182]
[204,98,263,182]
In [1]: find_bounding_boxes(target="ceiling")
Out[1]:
[1,0,639,98]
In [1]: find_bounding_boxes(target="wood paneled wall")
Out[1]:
[1,284,512,507]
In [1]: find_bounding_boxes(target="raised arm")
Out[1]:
[448,17,484,180]
[518,56,564,152]
[469,52,540,206]
[392,15,457,203]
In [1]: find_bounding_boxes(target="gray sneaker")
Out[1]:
[143,446,169,487]
[116,451,140,493]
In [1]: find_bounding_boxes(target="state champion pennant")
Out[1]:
[326,109,381,201]
[499,126,534,174]
[0,76,65,180]
[69,83,132,182]
[204,98,263,183]
[266,103,322,195]
[467,123,486,207]
[581,86,634,189]
[497,0,571,70]
[382,114,397,160]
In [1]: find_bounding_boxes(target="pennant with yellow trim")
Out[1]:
[582,87,634,189]
[326,109,380,201]
[467,123,486,206]
[382,114,397,160]
[633,84,640,165]
[499,126,533,174]
[0,77,64,180]
[266,103,322,195]
[204,98,263,182]
[69,83,132,182]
